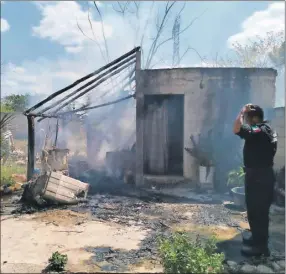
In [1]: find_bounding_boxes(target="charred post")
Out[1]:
[135,48,141,70]
[27,115,35,181]
[135,48,144,186]
[54,119,59,147]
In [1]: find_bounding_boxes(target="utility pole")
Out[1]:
[172,15,181,67]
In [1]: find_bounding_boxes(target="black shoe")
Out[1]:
[242,232,254,246]
[241,245,270,257]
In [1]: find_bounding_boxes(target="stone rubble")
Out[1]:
[225,258,285,274]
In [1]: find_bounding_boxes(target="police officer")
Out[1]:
[233,104,277,257]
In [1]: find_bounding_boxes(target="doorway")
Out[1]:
[143,94,184,175]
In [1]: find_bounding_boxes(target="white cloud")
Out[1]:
[1,1,160,98]
[1,1,172,100]
[227,2,285,47]
[32,1,113,53]
[1,18,10,32]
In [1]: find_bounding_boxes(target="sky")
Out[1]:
[1,1,285,106]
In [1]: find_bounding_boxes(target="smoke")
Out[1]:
[8,1,206,173]
[84,94,136,169]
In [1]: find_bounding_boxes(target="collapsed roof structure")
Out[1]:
[24,47,141,180]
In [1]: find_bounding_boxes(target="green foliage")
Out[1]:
[0,103,14,113]
[48,251,68,272]
[227,167,245,188]
[158,232,225,274]
[2,94,29,112]
[0,176,15,187]
[0,164,26,186]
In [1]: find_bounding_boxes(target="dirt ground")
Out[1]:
[1,191,285,273]
[1,211,152,273]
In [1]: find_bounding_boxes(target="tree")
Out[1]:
[0,112,14,163]
[269,40,285,70]
[78,1,207,69]
[208,31,285,70]
[2,94,30,112]
[0,103,13,113]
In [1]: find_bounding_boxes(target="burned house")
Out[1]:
[24,47,279,190]
[135,68,277,189]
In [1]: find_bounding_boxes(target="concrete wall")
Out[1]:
[271,107,285,170]
[136,68,277,188]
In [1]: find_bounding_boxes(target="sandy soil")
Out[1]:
[1,195,284,273]
[1,210,150,273]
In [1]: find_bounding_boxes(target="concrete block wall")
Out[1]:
[136,68,277,188]
[271,107,285,170]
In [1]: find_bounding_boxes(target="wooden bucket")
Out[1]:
[42,171,89,204]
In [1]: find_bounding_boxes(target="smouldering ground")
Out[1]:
[1,192,285,273]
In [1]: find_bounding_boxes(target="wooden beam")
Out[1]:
[57,94,135,115]
[135,48,144,186]
[57,77,135,115]
[54,119,59,147]
[135,48,141,70]
[27,115,35,181]
[38,60,135,122]
[25,47,140,115]
[36,54,136,117]
[32,73,133,121]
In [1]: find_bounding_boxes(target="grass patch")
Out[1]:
[0,164,26,186]
[158,232,225,273]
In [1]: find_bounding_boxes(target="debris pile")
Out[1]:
[19,146,89,207]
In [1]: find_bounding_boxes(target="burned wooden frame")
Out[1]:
[24,47,141,180]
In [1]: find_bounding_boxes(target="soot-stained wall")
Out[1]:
[136,68,277,189]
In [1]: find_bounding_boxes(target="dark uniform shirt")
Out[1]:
[236,123,277,168]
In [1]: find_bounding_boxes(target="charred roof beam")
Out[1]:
[24,46,140,116]
[37,60,136,122]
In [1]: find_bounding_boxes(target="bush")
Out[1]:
[158,232,224,273]
[48,251,68,272]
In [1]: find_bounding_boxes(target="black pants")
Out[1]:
[244,167,275,247]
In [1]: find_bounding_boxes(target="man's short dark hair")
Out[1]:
[248,105,264,121]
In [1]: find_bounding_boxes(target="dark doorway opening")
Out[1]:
[143,94,184,176]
